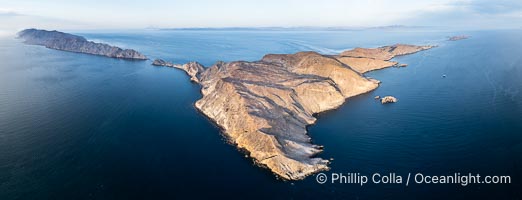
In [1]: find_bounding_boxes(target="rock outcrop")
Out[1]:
[152,59,172,66]
[17,29,147,60]
[165,44,432,180]
[336,44,434,73]
[380,96,398,104]
[152,59,204,83]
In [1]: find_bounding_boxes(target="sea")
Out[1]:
[0,28,521,199]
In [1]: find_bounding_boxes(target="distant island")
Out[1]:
[17,29,147,60]
[153,44,434,180]
[153,25,428,31]
[448,35,470,41]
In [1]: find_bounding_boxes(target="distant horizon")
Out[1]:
[3,25,520,38]
[1,0,521,35]
[12,24,522,32]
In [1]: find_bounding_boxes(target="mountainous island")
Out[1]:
[17,28,438,180]
[17,29,147,60]
[153,44,434,180]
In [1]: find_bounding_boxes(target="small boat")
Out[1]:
[442,74,447,78]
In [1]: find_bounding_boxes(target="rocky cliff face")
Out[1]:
[163,44,432,180]
[17,29,147,60]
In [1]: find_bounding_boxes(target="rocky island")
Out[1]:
[380,96,398,104]
[155,44,434,180]
[448,35,470,41]
[17,29,147,60]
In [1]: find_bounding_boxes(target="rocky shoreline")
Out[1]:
[156,44,434,180]
[17,29,147,60]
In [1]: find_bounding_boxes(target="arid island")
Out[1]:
[153,44,434,180]
[18,28,435,180]
[17,29,147,60]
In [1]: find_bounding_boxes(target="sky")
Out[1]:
[0,0,521,34]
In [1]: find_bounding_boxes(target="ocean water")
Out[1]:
[0,29,521,199]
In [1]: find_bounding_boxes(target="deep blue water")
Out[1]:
[0,29,521,199]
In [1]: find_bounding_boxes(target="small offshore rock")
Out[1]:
[152,59,167,66]
[152,59,176,67]
[381,96,398,104]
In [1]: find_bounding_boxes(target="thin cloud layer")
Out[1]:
[0,0,520,31]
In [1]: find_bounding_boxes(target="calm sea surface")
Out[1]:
[0,29,521,199]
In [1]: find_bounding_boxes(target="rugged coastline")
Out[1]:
[16,28,436,180]
[17,29,147,60]
[155,44,434,180]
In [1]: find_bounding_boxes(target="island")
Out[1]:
[17,28,434,180]
[17,29,147,60]
[448,35,470,41]
[153,44,434,180]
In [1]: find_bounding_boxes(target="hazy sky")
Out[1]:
[0,0,521,33]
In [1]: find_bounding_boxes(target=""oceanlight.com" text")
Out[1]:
[315,172,511,186]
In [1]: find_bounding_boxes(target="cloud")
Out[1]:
[0,9,91,37]
[1,1,521,30]
[0,8,23,16]
[398,0,522,29]
[455,0,522,14]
